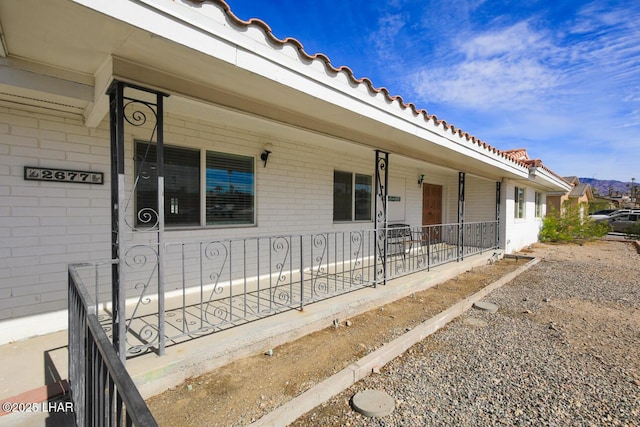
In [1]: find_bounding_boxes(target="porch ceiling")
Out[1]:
[0,0,529,182]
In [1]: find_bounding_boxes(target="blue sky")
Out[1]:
[224,0,639,183]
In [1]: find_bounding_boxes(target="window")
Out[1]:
[136,142,200,227]
[515,187,525,219]
[333,171,372,221]
[535,192,542,217]
[206,151,254,225]
[135,141,254,227]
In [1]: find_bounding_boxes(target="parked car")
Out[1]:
[606,213,640,233]
[588,209,617,217]
[590,209,640,221]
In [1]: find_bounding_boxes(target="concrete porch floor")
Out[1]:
[0,250,510,426]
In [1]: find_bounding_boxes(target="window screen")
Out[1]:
[206,151,254,225]
[333,171,353,221]
[135,142,200,227]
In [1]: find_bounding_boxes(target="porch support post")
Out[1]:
[155,90,166,356]
[496,181,501,248]
[108,81,127,361]
[374,150,389,286]
[108,80,168,359]
[458,172,465,261]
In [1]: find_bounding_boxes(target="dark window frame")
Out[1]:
[134,141,255,228]
[515,186,526,219]
[333,170,372,222]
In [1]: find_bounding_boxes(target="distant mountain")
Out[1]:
[579,178,637,197]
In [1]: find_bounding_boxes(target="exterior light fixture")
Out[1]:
[418,174,425,187]
[260,143,273,167]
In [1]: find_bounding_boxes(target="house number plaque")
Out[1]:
[24,166,104,184]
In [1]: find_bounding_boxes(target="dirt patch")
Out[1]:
[147,256,528,426]
[535,298,640,373]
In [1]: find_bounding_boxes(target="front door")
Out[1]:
[422,183,442,241]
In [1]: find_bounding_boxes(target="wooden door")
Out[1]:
[422,184,442,242]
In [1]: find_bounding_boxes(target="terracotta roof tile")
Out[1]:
[186,0,538,169]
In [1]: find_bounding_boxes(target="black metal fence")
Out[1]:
[384,221,498,277]
[68,265,158,426]
[69,221,498,358]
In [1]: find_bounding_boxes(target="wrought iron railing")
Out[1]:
[69,221,498,359]
[68,264,158,426]
[384,221,498,277]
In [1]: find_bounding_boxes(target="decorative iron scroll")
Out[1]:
[201,241,229,325]
[268,236,292,309]
[310,233,329,298]
[349,231,364,285]
[125,98,160,230]
[374,150,389,286]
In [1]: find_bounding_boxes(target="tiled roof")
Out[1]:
[185,0,557,171]
[503,148,569,185]
[568,183,592,199]
[563,176,580,184]
[502,148,530,161]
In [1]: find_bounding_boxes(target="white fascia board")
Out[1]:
[72,0,239,65]
[529,167,572,192]
[75,0,526,176]
[0,58,93,102]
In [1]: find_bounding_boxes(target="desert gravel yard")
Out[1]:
[293,241,640,426]
[149,241,640,426]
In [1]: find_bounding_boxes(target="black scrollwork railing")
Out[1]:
[72,221,498,358]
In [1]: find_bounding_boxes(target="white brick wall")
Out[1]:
[502,180,545,253]
[0,103,537,341]
[466,177,498,222]
[0,107,111,326]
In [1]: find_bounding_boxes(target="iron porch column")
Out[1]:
[496,181,501,249]
[458,172,465,261]
[374,150,389,286]
[108,81,168,359]
[155,90,166,356]
[109,81,126,360]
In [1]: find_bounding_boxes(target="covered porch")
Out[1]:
[63,72,505,358]
[65,74,507,421]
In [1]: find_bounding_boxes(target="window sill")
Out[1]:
[159,224,257,231]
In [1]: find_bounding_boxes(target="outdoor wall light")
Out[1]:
[260,143,273,167]
[418,174,425,187]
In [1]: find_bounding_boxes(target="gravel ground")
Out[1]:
[292,241,640,427]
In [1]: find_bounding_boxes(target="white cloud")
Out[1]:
[459,22,548,59]
[368,13,407,62]
[376,0,640,180]
[409,21,565,110]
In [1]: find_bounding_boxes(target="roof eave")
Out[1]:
[528,166,572,192]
